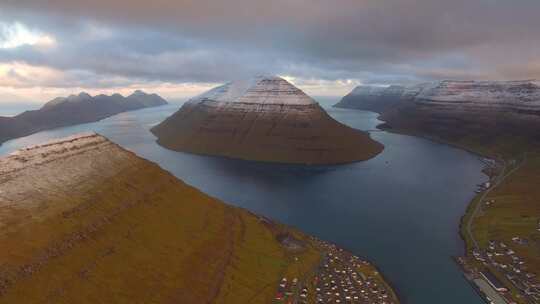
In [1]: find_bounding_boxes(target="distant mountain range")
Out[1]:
[151,76,383,164]
[0,90,168,144]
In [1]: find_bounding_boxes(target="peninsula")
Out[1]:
[0,133,398,304]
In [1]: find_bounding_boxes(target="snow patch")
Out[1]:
[416,80,540,109]
[1,132,108,175]
[186,76,316,106]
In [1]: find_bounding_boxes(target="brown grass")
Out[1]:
[0,140,323,304]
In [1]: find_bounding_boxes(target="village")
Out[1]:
[274,238,397,304]
[465,236,540,304]
[458,193,540,304]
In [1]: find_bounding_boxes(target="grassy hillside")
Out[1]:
[472,152,540,264]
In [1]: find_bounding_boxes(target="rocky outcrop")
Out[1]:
[0,91,168,145]
[152,76,383,164]
[0,133,397,303]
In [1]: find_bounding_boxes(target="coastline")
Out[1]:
[373,123,491,248]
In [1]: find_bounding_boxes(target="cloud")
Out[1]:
[0,22,56,50]
[0,0,539,103]
[0,61,221,103]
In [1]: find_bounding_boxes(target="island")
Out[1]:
[335,79,540,304]
[0,133,399,304]
[151,76,383,165]
[0,90,168,145]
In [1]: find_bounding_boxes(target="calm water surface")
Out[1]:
[0,102,486,304]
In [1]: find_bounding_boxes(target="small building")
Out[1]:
[481,270,508,292]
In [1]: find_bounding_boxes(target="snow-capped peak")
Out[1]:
[237,76,316,105]
[188,76,316,106]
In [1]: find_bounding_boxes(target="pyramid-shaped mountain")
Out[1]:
[151,76,383,164]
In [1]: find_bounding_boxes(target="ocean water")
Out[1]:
[0,103,486,304]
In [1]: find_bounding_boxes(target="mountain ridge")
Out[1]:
[336,80,540,114]
[335,79,540,146]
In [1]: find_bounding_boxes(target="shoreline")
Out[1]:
[374,124,492,250]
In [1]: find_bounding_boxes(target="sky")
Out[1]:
[0,0,539,105]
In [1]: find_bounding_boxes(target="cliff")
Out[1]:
[151,76,383,165]
[0,91,168,145]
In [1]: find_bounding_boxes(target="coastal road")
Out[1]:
[466,154,527,250]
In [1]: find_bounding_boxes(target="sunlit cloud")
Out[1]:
[0,22,57,49]
[0,62,64,87]
[0,82,219,105]
[0,61,220,103]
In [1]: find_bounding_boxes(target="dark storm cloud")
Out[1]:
[1,0,539,87]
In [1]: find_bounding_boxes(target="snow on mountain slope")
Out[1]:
[415,80,540,110]
[339,80,540,113]
[188,77,260,104]
[373,80,540,143]
[236,76,316,105]
[189,76,316,106]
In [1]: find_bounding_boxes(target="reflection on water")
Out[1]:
[0,104,486,304]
